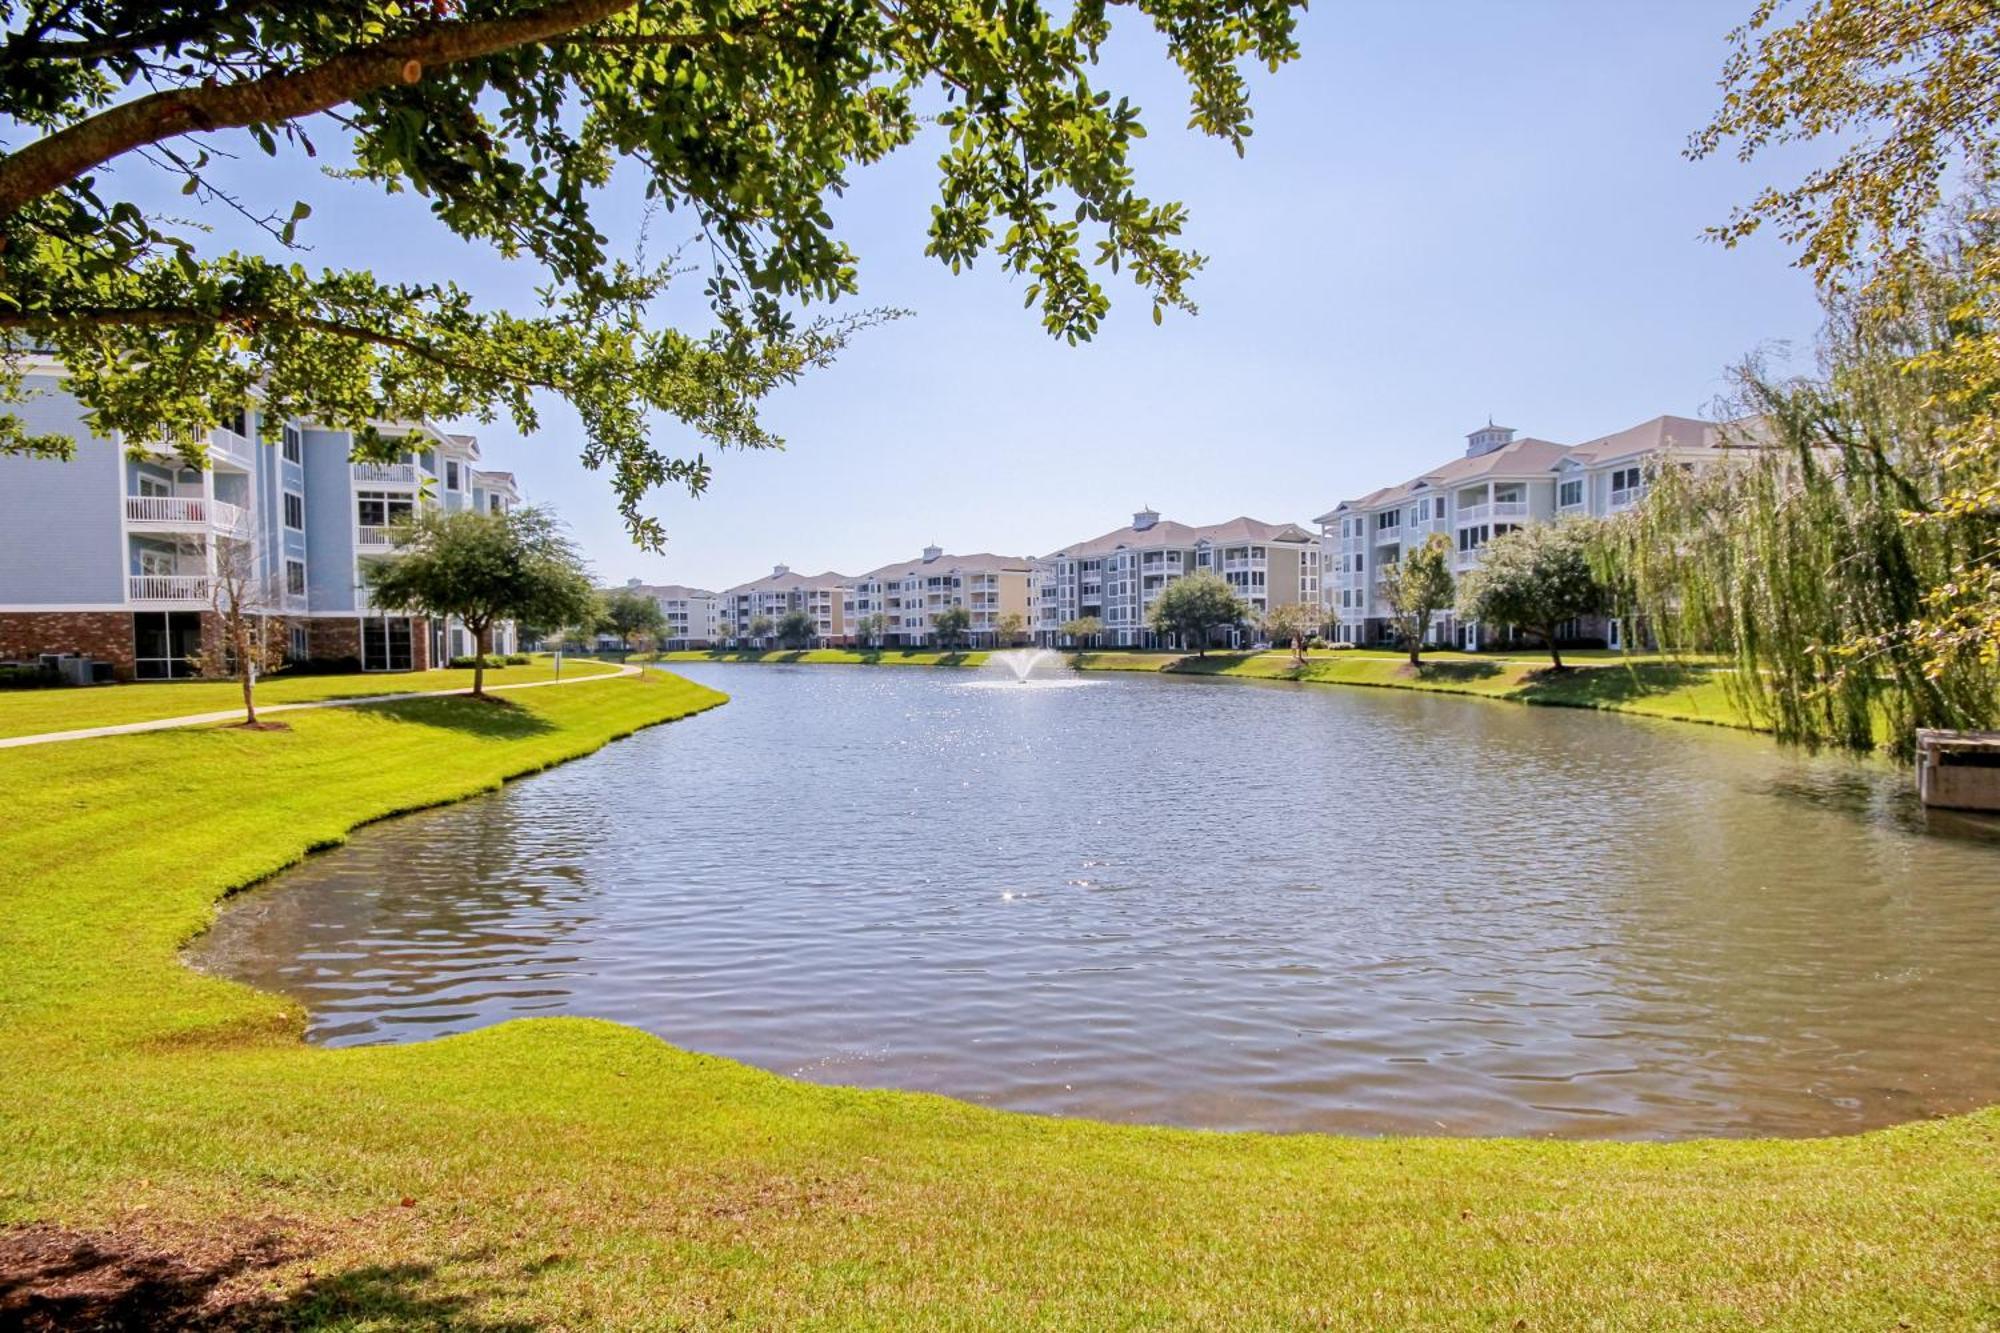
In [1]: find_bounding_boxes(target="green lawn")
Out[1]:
[653,647,990,667]
[1,668,1995,1326]
[0,654,621,739]
[1074,649,1753,730]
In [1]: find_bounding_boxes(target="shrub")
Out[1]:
[505,653,532,665]
[448,654,511,669]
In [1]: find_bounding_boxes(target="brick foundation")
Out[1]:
[0,611,138,679]
[302,614,432,672]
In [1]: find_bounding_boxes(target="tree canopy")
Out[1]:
[368,503,595,694]
[1147,570,1243,655]
[930,604,971,648]
[1381,530,1453,667]
[1455,522,1603,671]
[598,586,667,646]
[0,0,1304,545]
[775,607,814,648]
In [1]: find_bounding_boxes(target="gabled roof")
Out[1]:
[1315,437,1571,522]
[859,551,1036,582]
[1045,515,1314,560]
[718,568,852,596]
[622,583,716,600]
[1558,414,1721,469]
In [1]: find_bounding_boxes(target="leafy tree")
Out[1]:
[745,615,775,648]
[1454,522,1604,671]
[1380,531,1455,668]
[775,608,815,649]
[1260,601,1321,667]
[995,611,1028,647]
[1059,615,1104,649]
[853,611,889,649]
[184,537,289,726]
[931,605,971,649]
[0,0,1305,545]
[368,504,595,698]
[599,587,666,649]
[1147,571,1244,656]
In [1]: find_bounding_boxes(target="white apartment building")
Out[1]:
[616,580,719,649]
[1034,509,1321,648]
[713,565,853,646]
[0,357,525,678]
[1318,415,1746,650]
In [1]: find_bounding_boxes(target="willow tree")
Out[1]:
[0,0,1305,545]
[1596,247,2000,756]
[1690,0,2000,720]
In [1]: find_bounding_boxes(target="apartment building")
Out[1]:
[0,357,524,678]
[616,580,719,649]
[1317,415,1744,650]
[851,547,1037,647]
[713,565,853,646]
[1034,509,1321,648]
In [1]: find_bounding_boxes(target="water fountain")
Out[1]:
[990,647,1060,683]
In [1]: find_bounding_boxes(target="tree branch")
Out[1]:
[0,1,276,72]
[0,0,637,220]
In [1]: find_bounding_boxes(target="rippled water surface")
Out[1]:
[192,662,2000,1138]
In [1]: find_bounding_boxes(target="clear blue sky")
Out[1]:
[128,0,1829,589]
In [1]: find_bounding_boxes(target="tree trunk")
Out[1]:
[473,622,490,697]
[239,621,257,724]
[1545,626,1565,671]
[1408,641,1421,669]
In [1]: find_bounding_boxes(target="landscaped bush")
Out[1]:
[0,663,60,689]
[505,653,532,665]
[448,654,512,669]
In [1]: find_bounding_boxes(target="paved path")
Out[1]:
[0,663,640,750]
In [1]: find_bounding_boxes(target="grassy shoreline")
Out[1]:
[652,647,989,667]
[1073,648,1758,731]
[4,670,1995,1326]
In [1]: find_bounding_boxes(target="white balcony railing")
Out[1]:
[353,462,420,484]
[1491,500,1529,518]
[1371,525,1401,542]
[357,525,393,547]
[1457,503,1490,523]
[129,574,211,602]
[1610,486,1646,510]
[125,495,252,536]
[209,425,255,468]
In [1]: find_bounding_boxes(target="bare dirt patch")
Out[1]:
[0,1219,296,1330]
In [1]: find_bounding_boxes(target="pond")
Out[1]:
[190,662,2000,1140]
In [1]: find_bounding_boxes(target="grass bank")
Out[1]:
[653,647,989,667]
[1075,648,1753,731]
[4,671,1996,1327]
[0,654,621,739]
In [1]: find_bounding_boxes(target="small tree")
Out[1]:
[1261,602,1322,667]
[1060,615,1105,649]
[599,588,666,651]
[858,612,890,648]
[745,615,775,648]
[776,609,816,649]
[369,505,596,699]
[1148,572,1245,657]
[1455,521,1605,671]
[1381,531,1456,668]
[186,537,289,726]
[932,605,972,649]
[996,611,1028,646]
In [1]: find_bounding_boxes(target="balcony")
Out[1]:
[1371,524,1401,542]
[357,525,393,548]
[125,496,252,537]
[1610,485,1646,510]
[129,574,211,603]
[1491,500,1529,518]
[353,462,420,484]
[1457,503,1490,523]
[209,425,255,469]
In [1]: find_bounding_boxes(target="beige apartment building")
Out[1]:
[714,565,853,646]
[1033,509,1321,648]
[851,546,1037,647]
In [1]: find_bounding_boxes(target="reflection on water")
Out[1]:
[191,663,2000,1139]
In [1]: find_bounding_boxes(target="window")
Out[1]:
[133,611,202,680]
[1376,511,1397,531]
[136,546,177,577]
[355,492,413,527]
[281,424,301,463]
[446,460,461,489]
[283,491,304,529]
[222,407,248,436]
[1559,478,1583,507]
[288,625,309,662]
[1612,466,1643,492]
[286,559,306,596]
[1458,525,1490,552]
[136,473,171,498]
[362,617,414,671]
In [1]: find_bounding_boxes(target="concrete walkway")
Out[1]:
[0,663,641,750]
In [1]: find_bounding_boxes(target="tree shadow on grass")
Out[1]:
[362,696,558,739]
[0,1223,540,1331]
[1407,660,1506,684]
[1512,661,1713,707]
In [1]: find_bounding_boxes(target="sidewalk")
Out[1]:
[0,663,643,750]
